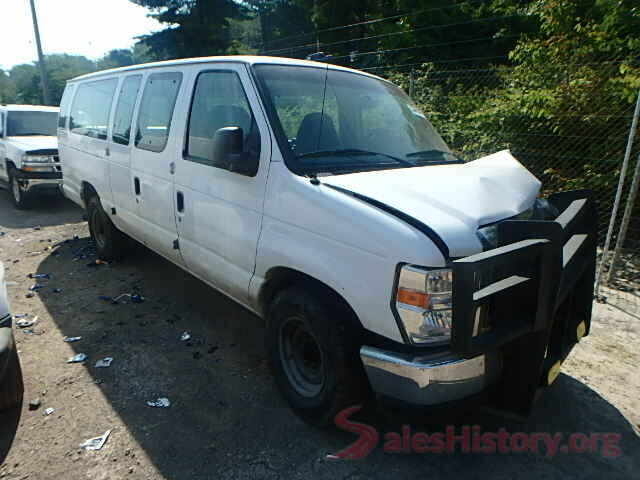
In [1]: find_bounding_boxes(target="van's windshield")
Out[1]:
[253,64,458,175]
[6,111,58,137]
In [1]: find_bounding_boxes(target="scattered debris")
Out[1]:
[52,288,63,293]
[67,353,87,363]
[43,407,55,416]
[99,293,145,304]
[13,313,30,319]
[95,357,113,368]
[180,332,191,342]
[22,328,45,336]
[147,397,170,408]
[79,430,111,451]
[16,316,38,328]
[29,398,41,410]
[25,293,34,299]
[63,336,82,343]
[27,273,51,279]
[29,284,45,291]
[87,259,109,268]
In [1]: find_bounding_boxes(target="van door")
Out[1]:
[173,65,270,304]
[107,74,144,240]
[130,71,185,264]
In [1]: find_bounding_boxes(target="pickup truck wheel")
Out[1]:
[0,348,24,411]
[8,169,30,210]
[267,287,369,426]
[87,195,128,261]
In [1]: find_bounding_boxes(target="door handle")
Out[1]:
[177,191,184,212]
[134,177,140,195]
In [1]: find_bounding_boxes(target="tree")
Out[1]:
[130,0,248,59]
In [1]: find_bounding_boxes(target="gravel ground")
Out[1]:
[0,192,638,480]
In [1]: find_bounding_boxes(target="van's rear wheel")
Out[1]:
[87,195,128,261]
[0,348,24,411]
[8,168,30,210]
[267,286,369,426]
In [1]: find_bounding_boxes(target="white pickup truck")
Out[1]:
[0,105,61,209]
[58,56,597,424]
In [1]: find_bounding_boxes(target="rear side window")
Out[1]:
[135,72,182,153]
[58,84,75,129]
[112,75,141,146]
[70,79,118,140]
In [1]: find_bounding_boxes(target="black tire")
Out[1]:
[8,168,30,210]
[87,194,128,261]
[267,286,370,426]
[0,348,24,412]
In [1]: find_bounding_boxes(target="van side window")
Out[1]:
[58,84,75,129]
[186,71,260,168]
[0,112,4,137]
[112,75,141,146]
[70,79,118,140]
[135,72,182,153]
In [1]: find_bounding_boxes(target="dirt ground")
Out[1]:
[0,191,638,480]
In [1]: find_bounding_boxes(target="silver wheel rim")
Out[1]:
[279,316,325,398]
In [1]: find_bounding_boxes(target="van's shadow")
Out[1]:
[34,237,639,479]
[0,191,83,229]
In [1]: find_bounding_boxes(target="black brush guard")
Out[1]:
[451,190,597,415]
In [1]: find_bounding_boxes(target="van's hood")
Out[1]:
[322,150,541,258]
[6,136,58,152]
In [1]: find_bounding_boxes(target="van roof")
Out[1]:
[68,55,386,83]
[0,104,59,112]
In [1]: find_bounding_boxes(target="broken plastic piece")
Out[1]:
[180,332,191,342]
[53,288,63,293]
[16,316,38,328]
[147,397,170,408]
[29,284,45,291]
[95,357,113,368]
[67,353,87,363]
[79,429,111,450]
[28,273,51,279]
[63,336,82,343]
[131,294,144,303]
[44,407,55,416]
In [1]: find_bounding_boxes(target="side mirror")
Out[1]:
[212,126,258,176]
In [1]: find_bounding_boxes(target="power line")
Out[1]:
[257,0,491,50]
[328,34,520,62]
[261,14,519,56]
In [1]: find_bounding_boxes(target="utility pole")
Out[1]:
[28,0,50,105]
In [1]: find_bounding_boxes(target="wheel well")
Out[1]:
[258,267,363,333]
[80,181,98,208]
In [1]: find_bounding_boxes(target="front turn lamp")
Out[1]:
[395,265,453,345]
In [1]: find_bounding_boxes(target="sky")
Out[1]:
[0,0,162,70]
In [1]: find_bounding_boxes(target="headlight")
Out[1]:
[22,155,54,163]
[395,265,453,346]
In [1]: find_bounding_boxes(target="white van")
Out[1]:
[58,56,597,424]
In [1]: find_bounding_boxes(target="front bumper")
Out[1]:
[360,346,495,406]
[14,168,62,194]
[363,190,597,415]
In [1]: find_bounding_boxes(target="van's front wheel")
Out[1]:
[87,195,128,261]
[267,287,369,426]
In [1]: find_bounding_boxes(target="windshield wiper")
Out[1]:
[296,149,414,166]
